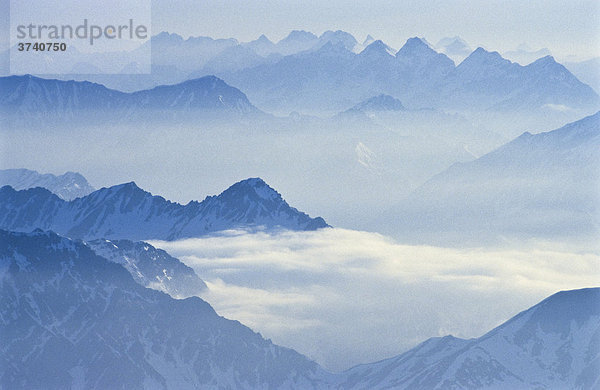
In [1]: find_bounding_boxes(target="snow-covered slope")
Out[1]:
[1,229,597,389]
[87,239,206,298]
[337,288,600,389]
[0,168,94,200]
[0,229,331,389]
[387,111,600,244]
[0,177,329,241]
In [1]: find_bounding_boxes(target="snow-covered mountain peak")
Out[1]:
[88,238,207,298]
[217,177,283,203]
[505,287,600,337]
[338,287,600,389]
[0,168,95,200]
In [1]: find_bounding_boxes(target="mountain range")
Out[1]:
[193,35,599,114]
[0,177,329,241]
[1,228,597,389]
[385,111,600,245]
[7,31,597,117]
[0,74,259,124]
[0,168,95,200]
[336,288,600,389]
[0,229,330,389]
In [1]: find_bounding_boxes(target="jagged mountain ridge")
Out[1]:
[87,239,207,298]
[337,288,600,389]
[220,37,597,113]
[0,177,329,241]
[3,34,596,116]
[0,229,331,389]
[0,168,95,201]
[0,74,259,121]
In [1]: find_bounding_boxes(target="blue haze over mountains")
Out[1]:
[5,30,596,116]
[0,26,599,389]
[2,30,598,230]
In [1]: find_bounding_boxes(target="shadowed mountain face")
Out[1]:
[0,177,329,241]
[337,288,600,389]
[0,229,330,389]
[385,111,600,245]
[0,169,95,201]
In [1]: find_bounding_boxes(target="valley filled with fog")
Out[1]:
[151,228,598,371]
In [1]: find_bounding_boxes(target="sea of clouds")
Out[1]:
[151,228,599,372]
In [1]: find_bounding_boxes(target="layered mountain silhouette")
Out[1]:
[0,74,259,124]
[0,177,329,241]
[218,36,597,113]
[0,229,330,389]
[0,168,95,200]
[10,31,597,116]
[386,111,600,244]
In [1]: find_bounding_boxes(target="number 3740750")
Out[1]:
[18,42,67,52]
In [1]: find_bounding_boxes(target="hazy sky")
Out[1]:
[150,0,600,60]
[2,0,598,60]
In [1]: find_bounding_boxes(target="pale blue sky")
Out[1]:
[2,0,599,60]
[150,0,599,60]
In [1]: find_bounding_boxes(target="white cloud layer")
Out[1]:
[150,228,599,372]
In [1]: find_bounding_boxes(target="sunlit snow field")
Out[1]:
[150,228,600,372]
